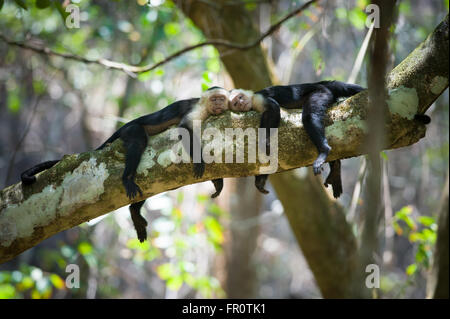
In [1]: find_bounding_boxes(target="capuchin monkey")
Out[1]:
[228,81,365,198]
[229,81,431,198]
[20,86,230,242]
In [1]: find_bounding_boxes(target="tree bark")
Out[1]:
[0,21,447,314]
[427,173,449,299]
[178,0,272,298]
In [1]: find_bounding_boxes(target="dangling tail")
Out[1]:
[21,160,60,185]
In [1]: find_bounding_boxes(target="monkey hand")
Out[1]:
[123,178,143,199]
[313,162,323,175]
[210,178,224,198]
[130,210,148,243]
[193,162,205,179]
[324,168,342,199]
[255,175,269,195]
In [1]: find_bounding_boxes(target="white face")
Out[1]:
[229,90,252,112]
[207,92,228,115]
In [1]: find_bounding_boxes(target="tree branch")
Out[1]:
[0,0,317,77]
[0,14,448,265]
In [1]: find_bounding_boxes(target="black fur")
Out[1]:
[20,93,226,242]
[414,114,431,124]
[254,81,365,197]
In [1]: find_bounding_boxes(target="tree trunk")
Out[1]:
[178,0,272,298]
[427,173,449,299]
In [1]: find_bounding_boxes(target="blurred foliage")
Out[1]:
[393,205,437,275]
[0,265,65,299]
[127,193,227,298]
[0,0,448,299]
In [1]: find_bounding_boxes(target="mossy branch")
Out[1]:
[0,15,448,264]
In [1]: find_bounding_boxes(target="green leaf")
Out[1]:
[201,83,209,91]
[196,194,209,203]
[32,80,46,94]
[53,1,70,25]
[421,228,437,244]
[7,93,20,113]
[49,274,65,289]
[209,203,225,216]
[204,216,224,245]
[202,71,212,82]
[78,242,93,255]
[415,246,427,263]
[126,238,150,251]
[0,0,4,11]
[417,216,435,227]
[206,59,220,73]
[335,8,347,20]
[166,275,183,291]
[137,71,152,82]
[244,2,257,11]
[380,151,388,161]
[20,276,34,289]
[154,69,164,77]
[156,263,175,280]
[399,1,411,15]
[176,191,184,204]
[36,0,51,9]
[406,264,417,276]
[409,232,424,243]
[164,22,180,36]
[0,284,15,299]
[13,0,28,10]
[348,8,366,30]
[395,206,416,229]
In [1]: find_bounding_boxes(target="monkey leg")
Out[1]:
[129,200,148,242]
[255,174,269,194]
[302,89,334,175]
[210,178,224,198]
[302,112,331,175]
[120,124,148,199]
[178,121,206,179]
[324,160,343,198]
[193,161,205,179]
[260,97,281,156]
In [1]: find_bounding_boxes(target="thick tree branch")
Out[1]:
[0,15,448,265]
[0,0,317,76]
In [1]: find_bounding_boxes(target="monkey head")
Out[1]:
[201,87,229,115]
[229,89,253,112]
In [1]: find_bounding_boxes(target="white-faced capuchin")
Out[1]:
[228,81,365,198]
[229,80,431,198]
[20,87,230,242]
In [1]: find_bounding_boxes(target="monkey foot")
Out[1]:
[193,162,205,179]
[313,161,324,175]
[123,179,143,199]
[255,176,269,195]
[130,214,148,242]
[257,187,269,195]
[324,172,343,199]
[211,191,221,198]
[211,179,223,198]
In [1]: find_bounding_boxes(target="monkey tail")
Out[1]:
[319,81,366,99]
[414,114,431,124]
[21,160,60,185]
